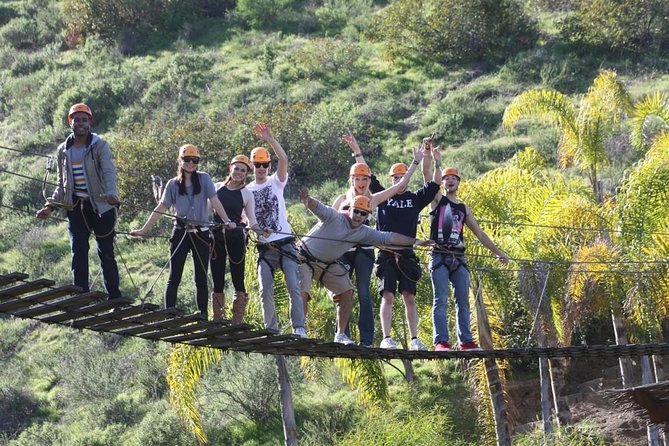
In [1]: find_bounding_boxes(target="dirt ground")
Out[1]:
[506,356,668,445]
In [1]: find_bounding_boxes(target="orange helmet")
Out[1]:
[441,167,460,180]
[349,163,371,177]
[179,144,201,158]
[230,154,251,169]
[67,103,93,124]
[351,195,372,213]
[250,147,271,163]
[388,163,408,176]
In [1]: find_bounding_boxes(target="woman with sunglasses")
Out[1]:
[210,154,269,322]
[332,132,422,347]
[130,144,235,320]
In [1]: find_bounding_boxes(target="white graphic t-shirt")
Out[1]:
[247,172,292,244]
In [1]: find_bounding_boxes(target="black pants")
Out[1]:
[210,228,247,293]
[165,228,211,317]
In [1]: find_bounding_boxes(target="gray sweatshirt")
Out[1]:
[300,202,393,263]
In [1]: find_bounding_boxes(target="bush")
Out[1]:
[234,0,318,32]
[558,0,669,53]
[290,38,364,87]
[369,0,537,66]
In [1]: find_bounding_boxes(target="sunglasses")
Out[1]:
[352,208,369,217]
[181,156,200,164]
[254,162,270,168]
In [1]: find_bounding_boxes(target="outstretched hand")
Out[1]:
[299,188,310,207]
[341,130,361,153]
[254,122,274,142]
[412,146,425,163]
[422,133,435,151]
[432,145,442,164]
[36,206,53,219]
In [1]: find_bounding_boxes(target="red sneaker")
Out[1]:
[459,341,482,351]
[434,341,452,352]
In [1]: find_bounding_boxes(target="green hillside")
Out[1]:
[1,0,668,444]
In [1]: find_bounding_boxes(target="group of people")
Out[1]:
[37,102,508,352]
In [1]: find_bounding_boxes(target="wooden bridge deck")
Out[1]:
[1,272,668,360]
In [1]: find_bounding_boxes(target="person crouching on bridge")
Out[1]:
[36,103,122,300]
[429,167,508,351]
[297,191,432,345]
[129,144,235,320]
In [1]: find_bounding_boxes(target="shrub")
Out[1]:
[234,0,318,32]
[315,0,374,36]
[369,0,537,66]
[291,38,364,87]
[558,0,669,53]
[0,386,40,435]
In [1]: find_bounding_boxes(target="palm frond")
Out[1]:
[334,358,390,411]
[166,345,223,445]
[629,91,669,150]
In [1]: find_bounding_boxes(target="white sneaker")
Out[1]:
[409,338,428,351]
[334,333,355,345]
[294,327,308,339]
[380,337,398,349]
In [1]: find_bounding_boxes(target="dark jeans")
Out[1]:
[67,199,121,299]
[341,247,375,346]
[210,228,246,293]
[166,228,211,318]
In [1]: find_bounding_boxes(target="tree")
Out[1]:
[503,69,633,201]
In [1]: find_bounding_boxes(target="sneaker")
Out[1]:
[434,341,452,352]
[334,333,356,345]
[409,338,428,351]
[380,337,398,349]
[359,342,373,348]
[294,327,308,339]
[459,341,482,351]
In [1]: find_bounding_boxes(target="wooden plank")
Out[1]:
[0,272,29,287]
[116,313,205,337]
[89,308,182,332]
[162,324,251,343]
[13,292,103,318]
[39,298,131,323]
[188,329,281,347]
[139,320,217,340]
[70,304,159,329]
[0,285,80,313]
[0,279,56,299]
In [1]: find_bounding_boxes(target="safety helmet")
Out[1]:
[349,163,371,177]
[250,147,271,163]
[179,144,201,158]
[67,103,93,124]
[388,163,408,176]
[351,195,372,214]
[230,154,251,170]
[441,167,460,180]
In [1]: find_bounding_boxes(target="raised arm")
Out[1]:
[464,208,509,263]
[332,193,347,211]
[300,188,319,212]
[341,131,368,165]
[370,147,424,207]
[420,134,435,183]
[255,122,288,182]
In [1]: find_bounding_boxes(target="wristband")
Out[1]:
[412,159,419,166]
[352,153,362,158]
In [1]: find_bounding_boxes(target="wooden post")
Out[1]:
[640,355,661,446]
[475,284,511,446]
[539,357,553,438]
[275,355,298,446]
[612,310,634,388]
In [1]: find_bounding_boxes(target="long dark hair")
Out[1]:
[176,162,201,195]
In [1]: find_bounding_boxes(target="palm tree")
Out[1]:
[503,69,633,201]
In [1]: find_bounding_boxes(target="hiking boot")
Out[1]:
[380,337,398,349]
[334,333,355,345]
[434,341,452,352]
[294,327,308,339]
[211,292,225,321]
[459,341,482,351]
[409,338,428,351]
[231,291,248,324]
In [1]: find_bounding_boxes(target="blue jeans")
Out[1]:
[430,252,472,345]
[341,247,375,346]
[67,199,121,299]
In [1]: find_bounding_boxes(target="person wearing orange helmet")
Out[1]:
[298,190,432,345]
[129,144,235,319]
[373,141,442,351]
[428,153,508,352]
[209,154,270,322]
[246,123,306,337]
[36,103,122,299]
[333,132,421,347]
